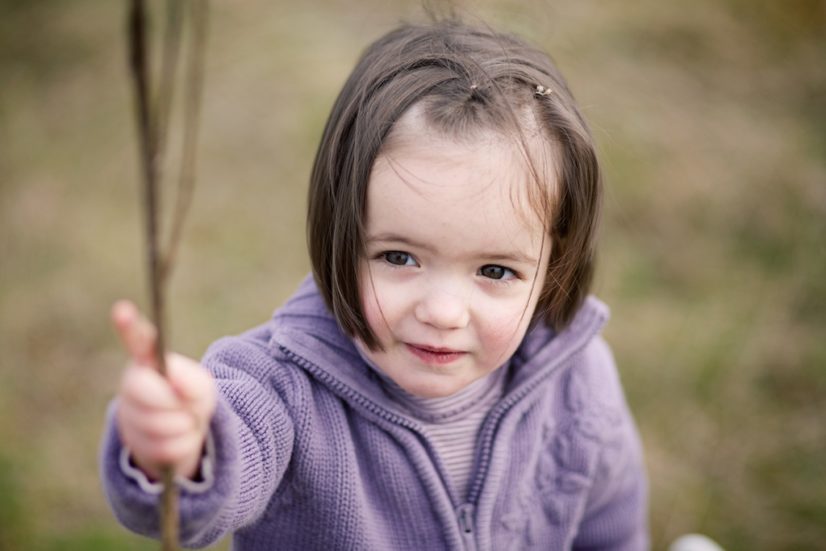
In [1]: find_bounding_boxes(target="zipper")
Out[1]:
[457,503,476,551]
[279,302,604,547]
[282,346,473,547]
[280,347,460,493]
[280,347,429,432]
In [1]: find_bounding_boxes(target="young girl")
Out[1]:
[102,20,648,550]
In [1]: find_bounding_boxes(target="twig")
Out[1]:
[126,1,187,549]
[162,0,209,280]
[154,0,184,169]
[126,1,209,547]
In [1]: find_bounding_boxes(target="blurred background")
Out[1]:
[1,0,824,549]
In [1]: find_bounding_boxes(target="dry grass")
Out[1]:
[1,1,824,549]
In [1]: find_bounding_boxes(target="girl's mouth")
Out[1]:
[405,343,466,365]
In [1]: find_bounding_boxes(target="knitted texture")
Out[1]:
[100,276,648,550]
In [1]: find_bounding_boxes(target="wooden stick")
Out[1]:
[127,1,178,549]
[127,2,209,547]
[162,0,209,280]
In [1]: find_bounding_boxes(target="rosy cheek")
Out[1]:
[482,305,529,351]
[361,286,383,333]
[361,276,401,342]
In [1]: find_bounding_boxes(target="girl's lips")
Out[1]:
[405,343,466,365]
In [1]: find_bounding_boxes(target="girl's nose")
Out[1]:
[414,288,470,330]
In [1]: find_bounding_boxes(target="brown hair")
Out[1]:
[307,20,601,348]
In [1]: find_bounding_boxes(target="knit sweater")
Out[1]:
[100,276,648,550]
[359,345,508,500]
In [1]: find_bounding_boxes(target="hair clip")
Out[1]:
[535,84,553,97]
[468,83,483,101]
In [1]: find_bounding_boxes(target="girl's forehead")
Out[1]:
[367,141,552,254]
[372,105,558,232]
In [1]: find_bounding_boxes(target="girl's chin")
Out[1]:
[391,371,473,399]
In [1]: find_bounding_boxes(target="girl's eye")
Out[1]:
[383,251,416,266]
[479,264,515,280]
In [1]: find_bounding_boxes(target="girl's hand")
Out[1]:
[111,300,217,481]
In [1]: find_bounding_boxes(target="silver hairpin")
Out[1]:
[535,84,553,97]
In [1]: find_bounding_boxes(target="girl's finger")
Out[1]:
[166,353,217,409]
[124,428,205,475]
[111,300,158,367]
[120,363,180,411]
[120,404,197,440]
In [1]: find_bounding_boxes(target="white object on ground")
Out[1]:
[669,534,725,551]
[668,534,724,551]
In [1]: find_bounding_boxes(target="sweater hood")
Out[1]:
[266,274,610,415]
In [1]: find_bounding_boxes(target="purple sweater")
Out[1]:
[100,277,648,550]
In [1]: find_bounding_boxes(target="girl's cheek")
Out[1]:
[480,301,530,348]
[360,284,383,332]
[360,275,403,334]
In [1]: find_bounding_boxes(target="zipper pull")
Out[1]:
[457,504,477,550]
[458,503,474,533]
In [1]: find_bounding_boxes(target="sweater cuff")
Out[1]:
[100,397,241,545]
[119,432,216,495]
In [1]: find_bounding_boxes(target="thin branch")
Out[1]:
[149,0,183,229]
[126,1,209,548]
[128,0,169,376]
[152,0,185,207]
[128,0,153,235]
[162,0,209,280]
[127,1,178,549]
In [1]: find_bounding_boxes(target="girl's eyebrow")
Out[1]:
[484,252,540,265]
[367,233,539,265]
[367,233,432,251]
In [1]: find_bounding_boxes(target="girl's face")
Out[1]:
[359,116,552,398]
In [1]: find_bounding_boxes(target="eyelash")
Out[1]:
[478,264,518,284]
[379,251,418,267]
[377,251,520,285]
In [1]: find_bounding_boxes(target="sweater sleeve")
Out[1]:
[572,338,649,551]
[99,328,296,548]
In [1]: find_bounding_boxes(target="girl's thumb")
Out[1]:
[166,353,217,414]
[111,300,158,367]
